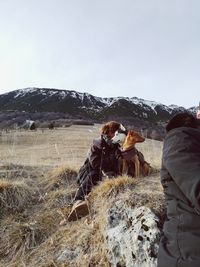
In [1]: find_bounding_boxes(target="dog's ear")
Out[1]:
[128,130,145,142]
[119,124,128,135]
[127,130,135,136]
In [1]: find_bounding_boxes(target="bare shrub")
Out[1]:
[43,165,77,192]
[89,176,137,200]
[41,166,78,210]
[44,188,76,210]
[72,120,94,125]
[0,179,34,214]
[0,210,61,263]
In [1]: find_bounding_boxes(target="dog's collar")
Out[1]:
[121,147,137,160]
[121,145,136,152]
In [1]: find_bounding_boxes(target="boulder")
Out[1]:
[105,200,161,267]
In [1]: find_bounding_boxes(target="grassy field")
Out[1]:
[0,124,163,169]
[0,125,164,267]
[0,125,100,168]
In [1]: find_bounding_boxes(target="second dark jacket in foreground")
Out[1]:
[158,127,200,267]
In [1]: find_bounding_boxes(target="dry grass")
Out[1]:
[0,125,100,167]
[0,168,164,267]
[0,179,35,214]
[0,125,163,169]
[41,165,78,210]
[0,209,61,263]
[0,125,164,267]
[0,167,80,264]
[89,176,137,200]
[43,165,78,191]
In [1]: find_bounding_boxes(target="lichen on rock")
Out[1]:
[105,200,161,267]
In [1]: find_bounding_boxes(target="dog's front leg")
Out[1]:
[118,158,123,175]
[142,163,152,176]
[122,159,129,175]
[134,155,140,178]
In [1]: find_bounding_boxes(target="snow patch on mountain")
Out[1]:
[13,88,37,98]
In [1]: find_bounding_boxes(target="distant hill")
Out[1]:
[0,88,196,121]
[0,88,196,140]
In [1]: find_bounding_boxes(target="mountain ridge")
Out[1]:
[0,87,195,123]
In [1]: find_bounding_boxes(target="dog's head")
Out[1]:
[110,124,128,145]
[101,121,127,145]
[101,121,121,135]
[123,130,145,147]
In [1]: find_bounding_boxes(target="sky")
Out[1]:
[0,0,200,108]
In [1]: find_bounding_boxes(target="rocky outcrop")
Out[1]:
[105,201,161,267]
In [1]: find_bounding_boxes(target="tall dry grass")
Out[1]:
[0,179,34,214]
[0,125,163,169]
[0,125,100,167]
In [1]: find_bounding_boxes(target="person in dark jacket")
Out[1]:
[61,121,128,223]
[158,112,200,267]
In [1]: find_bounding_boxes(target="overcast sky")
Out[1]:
[0,0,199,108]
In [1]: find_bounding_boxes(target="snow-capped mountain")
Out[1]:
[0,87,195,123]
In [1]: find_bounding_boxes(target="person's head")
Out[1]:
[197,109,200,119]
[197,103,200,119]
[166,112,198,133]
[100,121,127,144]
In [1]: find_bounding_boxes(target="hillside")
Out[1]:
[0,164,164,267]
[0,125,164,266]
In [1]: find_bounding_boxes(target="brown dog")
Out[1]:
[120,130,152,177]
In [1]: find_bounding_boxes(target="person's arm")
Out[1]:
[163,128,200,212]
[88,142,103,170]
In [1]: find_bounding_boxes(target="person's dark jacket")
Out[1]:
[75,136,121,200]
[158,127,200,267]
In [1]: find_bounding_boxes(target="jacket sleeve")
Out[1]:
[163,129,200,213]
[88,143,102,170]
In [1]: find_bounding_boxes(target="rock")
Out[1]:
[105,201,161,267]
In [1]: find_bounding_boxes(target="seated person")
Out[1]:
[60,121,151,224]
[62,121,128,223]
